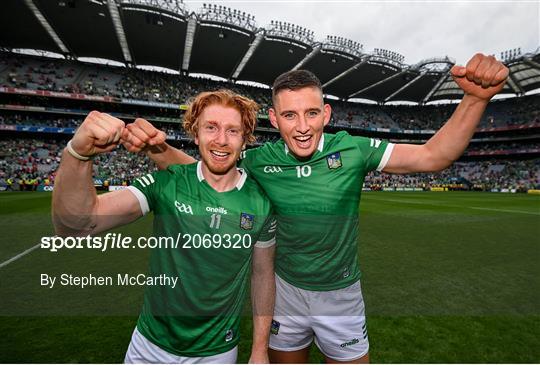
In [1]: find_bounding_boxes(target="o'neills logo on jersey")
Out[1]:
[175,201,193,215]
[263,166,283,173]
[340,338,359,348]
[206,206,228,215]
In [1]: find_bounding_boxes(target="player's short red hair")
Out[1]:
[183,89,259,144]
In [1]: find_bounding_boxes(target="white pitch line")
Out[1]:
[372,197,540,216]
[0,242,41,269]
[470,207,540,216]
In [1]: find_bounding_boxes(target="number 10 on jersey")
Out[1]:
[296,165,312,178]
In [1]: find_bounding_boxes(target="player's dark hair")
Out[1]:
[272,70,322,104]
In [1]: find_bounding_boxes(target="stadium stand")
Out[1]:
[2,53,539,131]
[0,51,539,193]
[1,137,538,192]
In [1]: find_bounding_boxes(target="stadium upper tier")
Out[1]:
[1,52,539,132]
[2,0,540,102]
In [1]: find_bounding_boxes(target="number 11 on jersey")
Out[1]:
[210,213,221,229]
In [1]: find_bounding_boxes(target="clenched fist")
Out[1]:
[71,111,126,157]
[451,53,509,101]
[121,118,167,153]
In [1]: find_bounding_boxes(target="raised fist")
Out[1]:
[121,118,167,153]
[451,53,509,101]
[71,111,125,156]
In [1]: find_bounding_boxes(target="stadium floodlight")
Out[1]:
[372,48,404,68]
[500,47,523,62]
[266,20,314,45]
[323,35,363,59]
[198,4,257,32]
[121,0,187,17]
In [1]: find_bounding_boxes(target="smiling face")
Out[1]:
[195,104,245,176]
[269,86,331,159]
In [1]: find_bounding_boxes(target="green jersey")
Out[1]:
[129,162,275,357]
[241,131,393,291]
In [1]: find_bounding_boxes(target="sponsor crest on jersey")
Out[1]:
[225,329,234,342]
[240,213,254,230]
[326,152,342,169]
[271,320,280,335]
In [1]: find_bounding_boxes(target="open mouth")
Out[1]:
[293,135,313,148]
[210,150,231,160]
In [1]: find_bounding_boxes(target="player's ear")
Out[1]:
[269,108,279,130]
[323,103,331,127]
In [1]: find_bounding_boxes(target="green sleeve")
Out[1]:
[128,168,173,214]
[352,136,395,172]
[254,213,276,248]
[238,148,256,175]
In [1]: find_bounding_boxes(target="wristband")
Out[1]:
[66,140,92,161]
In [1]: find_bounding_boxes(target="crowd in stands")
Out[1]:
[1,52,539,191]
[465,141,540,154]
[1,138,538,192]
[364,159,540,192]
[0,112,281,145]
[0,114,80,128]
[0,138,61,190]
[2,52,539,132]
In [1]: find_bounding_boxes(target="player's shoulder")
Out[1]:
[324,131,362,148]
[141,162,196,185]
[327,131,377,148]
[166,162,197,175]
[238,170,272,208]
[241,139,285,159]
[240,170,269,198]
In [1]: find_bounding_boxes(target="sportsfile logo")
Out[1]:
[175,201,193,215]
[263,166,283,173]
[340,338,359,348]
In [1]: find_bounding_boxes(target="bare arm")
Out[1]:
[52,112,143,236]
[383,54,509,174]
[249,245,276,364]
[122,118,196,170]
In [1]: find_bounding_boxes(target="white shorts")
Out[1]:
[124,327,238,364]
[269,275,369,362]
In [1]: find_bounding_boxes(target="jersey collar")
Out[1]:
[196,161,247,190]
[284,134,325,155]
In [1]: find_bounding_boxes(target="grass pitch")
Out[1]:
[0,191,539,363]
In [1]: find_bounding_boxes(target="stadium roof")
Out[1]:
[1,0,539,104]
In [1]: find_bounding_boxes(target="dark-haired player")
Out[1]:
[125,54,508,363]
